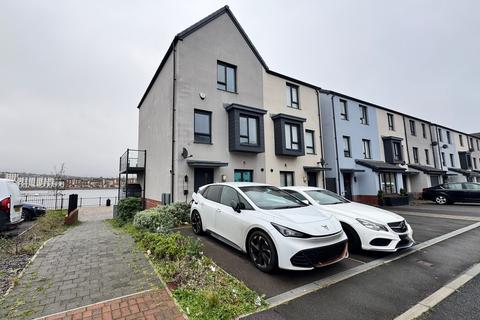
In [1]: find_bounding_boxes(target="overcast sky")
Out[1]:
[1,0,479,177]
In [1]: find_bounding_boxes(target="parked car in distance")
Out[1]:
[422,182,480,205]
[281,186,414,252]
[191,182,348,272]
[22,203,47,221]
[0,179,23,231]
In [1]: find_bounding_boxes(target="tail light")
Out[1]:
[0,197,11,212]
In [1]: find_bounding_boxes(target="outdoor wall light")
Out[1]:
[270,169,274,173]
[221,175,227,182]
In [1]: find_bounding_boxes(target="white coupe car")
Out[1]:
[281,187,414,252]
[190,183,348,272]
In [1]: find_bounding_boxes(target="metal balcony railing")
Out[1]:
[119,149,146,173]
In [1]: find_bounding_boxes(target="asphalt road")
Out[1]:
[393,201,480,217]
[0,220,35,238]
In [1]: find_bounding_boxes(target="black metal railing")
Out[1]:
[120,149,146,173]
[21,195,118,210]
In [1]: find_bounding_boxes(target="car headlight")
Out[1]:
[356,218,388,232]
[271,222,310,238]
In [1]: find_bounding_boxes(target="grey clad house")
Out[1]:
[134,6,327,206]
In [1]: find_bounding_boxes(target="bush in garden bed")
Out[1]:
[133,202,191,233]
[115,197,142,225]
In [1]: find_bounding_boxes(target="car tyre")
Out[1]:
[248,230,278,273]
[191,210,204,235]
[22,209,32,221]
[435,195,448,205]
[342,223,361,253]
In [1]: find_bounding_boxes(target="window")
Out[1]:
[412,147,419,164]
[279,171,294,187]
[240,185,305,210]
[421,123,427,138]
[217,61,236,92]
[393,142,402,161]
[446,183,462,190]
[387,113,394,131]
[438,129,443,142]
[343,136,351,158]
[305,189,348,205]
[340,99,348,120]
[220,186,240,206]
[239,115,258,145]
[380,172,397,194]
[477,140,480,151]
[234,170,253,182]
[459,134,464,146]
[362,139,371,159]
[194,110,211,143]
[360,105,368,125]
[286,83,299,109]
[464,183,480,190]
[204,185,222,203]
[285,123,300,150]
[284,190,308,202]
[425,149,430,165]
[474,158,478,170]
[450,153,455,167]
[441,152,446,166]
[446,131,451,144]
[409,120,416,136]
[305,130,315,154]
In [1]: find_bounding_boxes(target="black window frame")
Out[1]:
[409,120,416,136]
[387,113,395,131]
[339,99,348,120]
[359,105,369,125]
[477,139,479,151]
[362,139,372,159]
[305,130,315,154]
[441,152,446,166]
[393,141,402,161]
[446,131,451,144]
[439,129,443,142]
[286,83,299,109]
[450,153,455,167]
[421,123,427,139]
[279,171,295,187]
[285,122,300,151]
[473,157,477,170]
[194,109,212,144]
[380,172,398,195]
[217,61,237,93]
[239,114,259,146]
[412,147,419,164]
[425,149,430,165]
[234,169,254,182]
[343,136,351,158]
[459,134,464,146]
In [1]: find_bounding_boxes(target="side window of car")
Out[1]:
[220,186,239,206]
[447,183,462,190]
[464,183,480,190]
[205,185,222,203]
[198,186,208,197]
[238,193,254,210]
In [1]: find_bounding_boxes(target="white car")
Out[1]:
[281,187,414,252]
[190,182,348,272]
[0,179,23,231]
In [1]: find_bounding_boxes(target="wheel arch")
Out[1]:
[244,225,277,253]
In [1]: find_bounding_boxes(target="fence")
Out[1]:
[21,194,119,210]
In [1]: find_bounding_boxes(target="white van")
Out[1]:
[0,179,23,230]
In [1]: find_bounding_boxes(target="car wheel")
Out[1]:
[248,230,278,272]
[435,195,448,205]
[342,223,361,253]
[191,210,204,235]
[22,209,32,221]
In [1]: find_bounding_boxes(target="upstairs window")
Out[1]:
[446,131,451,144]
[441,152,446,166]
[343,136,351,158]
[393,142,402,161]
[413,147,419,164]
[239,115,258,146]
[340,99,348,120]
[450,153,455,167]
[217,61,236,93]
[194,109,212,143]
[409,120,416,136]
[470,137,474,149]
[421,123,427,138]
[305,130,315,154]
[425,149,430,165]
[459,134,464,146]
[439,129,443,142]
[360,105,368,125]
[286,83,299,109]
[477,140,480,151]
[362,139,371,159]
[285,123,300,150]
[474,158,478,170]
[387,113,394,131]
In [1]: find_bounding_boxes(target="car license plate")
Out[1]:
[14,206,21,213]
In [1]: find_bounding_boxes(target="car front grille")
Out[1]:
[290,240,347,268]
[388,220,408,233]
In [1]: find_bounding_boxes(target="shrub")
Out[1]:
[165,202,191,225]
[116,197,142,225]
[139,232,202,261]
[133,207,175,233]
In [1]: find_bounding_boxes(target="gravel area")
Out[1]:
[0,253,31,295]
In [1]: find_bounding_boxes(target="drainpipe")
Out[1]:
[330,93,342,194]
[428,124,437,169]
[434,125,444,171]
[170,43,177,202]
[402,116,411,164]
[316,90,326,187]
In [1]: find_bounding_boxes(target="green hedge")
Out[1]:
[115,197,142,226]
[133,202,190,233]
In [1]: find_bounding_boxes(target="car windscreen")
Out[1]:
[305,189,349,205]
[239,186,306,210]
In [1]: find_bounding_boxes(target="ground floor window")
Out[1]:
[430,175,440,187]
[379,172,397,194]
[234,169,253,182]
[280,171,294,187]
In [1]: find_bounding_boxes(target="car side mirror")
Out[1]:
[230,200,245,213]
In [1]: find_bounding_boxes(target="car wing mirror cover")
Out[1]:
[230,200,245,212]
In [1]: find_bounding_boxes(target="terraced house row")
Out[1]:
[123,6,480,207]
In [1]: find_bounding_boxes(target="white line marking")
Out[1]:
[394,262,480,320]
[347,256,367,264]
[396,211,480,222]
[263,221,480,308]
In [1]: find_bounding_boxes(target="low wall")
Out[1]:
[64,208,79,225]
[145,198,161,209]
[352,195,379,206]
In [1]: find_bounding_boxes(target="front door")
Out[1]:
[194,168,214,192]
[307,172,317,187]
[343,173,353,200]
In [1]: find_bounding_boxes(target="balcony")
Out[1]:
[119,149,146,173]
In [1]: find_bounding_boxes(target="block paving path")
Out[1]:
[0,215,183,320]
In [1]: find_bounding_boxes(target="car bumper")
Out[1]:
[358,224,414,252]
[274,230,349,270]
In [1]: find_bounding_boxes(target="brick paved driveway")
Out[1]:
[0,219,170,319]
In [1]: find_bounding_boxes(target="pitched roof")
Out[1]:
[355,159,406,172]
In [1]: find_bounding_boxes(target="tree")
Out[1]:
[53,163,66,209]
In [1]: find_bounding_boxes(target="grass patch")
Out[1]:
[111,221,266,320]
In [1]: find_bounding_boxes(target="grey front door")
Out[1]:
[307,172,317,187]
[194,168,214,192]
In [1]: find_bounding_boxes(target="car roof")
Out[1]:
[280,186,326,191]
[204,182,271,188]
